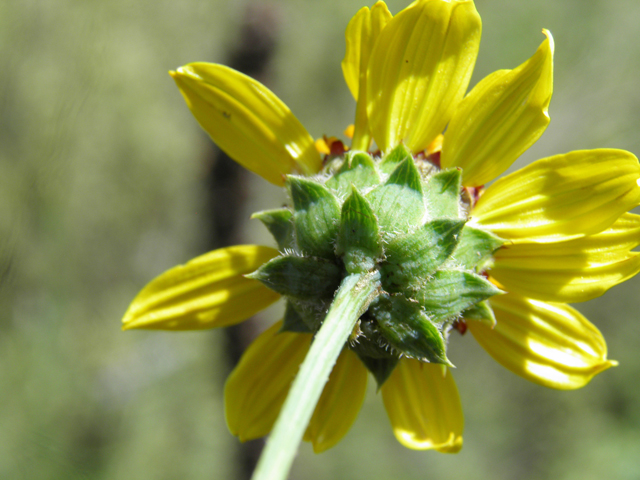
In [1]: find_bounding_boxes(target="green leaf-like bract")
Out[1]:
[249,255,341,300]
[356,355,399,389]
[251,149,505,385]
[251,208,294,250]
[281,301,313,333]
[379,143,412,175]
[424,168,463,218]
[414,270,502,324]
[371,295,449,365]
[366,158,425,236]
[288,176,341,259]
[462,300,497,328]
[381,219,465,292]
[326,151,380,197]
[336,186,383,274]
[447,225,504,271]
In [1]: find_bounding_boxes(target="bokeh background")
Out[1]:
[2,0,640,479]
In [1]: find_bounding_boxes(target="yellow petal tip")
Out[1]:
[344,124,355,139]
[435,434,463,454]
[541,28,555,53]
[396,431,463,453]
[121,311,141,330]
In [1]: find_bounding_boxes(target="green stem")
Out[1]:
[251,271,380,480]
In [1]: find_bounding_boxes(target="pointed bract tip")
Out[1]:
[244,271,260,281]
[443,358,456,369]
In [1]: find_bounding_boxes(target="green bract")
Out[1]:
[249,145,504,386]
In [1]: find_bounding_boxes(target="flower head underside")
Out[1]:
[123,0,640,454]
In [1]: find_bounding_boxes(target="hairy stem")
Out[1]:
[251,270,380,480]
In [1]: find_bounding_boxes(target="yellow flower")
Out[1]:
[123,0,640,454]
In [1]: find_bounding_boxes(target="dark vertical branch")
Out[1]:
[202,4,280,480]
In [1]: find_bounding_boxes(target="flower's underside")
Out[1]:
[123,0,640,454]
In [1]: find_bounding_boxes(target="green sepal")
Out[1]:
[326,151,380,197]
[287,298,330,332]
[461,300,497,328]
[424,168,462,218]
[348,318,396,359]
[448,226,504,271]
[248,255,341,300]
[370,295,450,365]
[338,151,376,173]
[356,354,399,389]
[386,156,424,193]
[336,186,383,274]
[379,143,412,175]
[288,176,341,258]
[251,208,294,250]
[414,270,503,324]
[281,300,313,333]
[381,219,465,292]
[366,158,425,236]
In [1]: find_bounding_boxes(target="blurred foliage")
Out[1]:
[2,0,640,479]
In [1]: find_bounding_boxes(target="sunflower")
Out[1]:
[122,0,640,456]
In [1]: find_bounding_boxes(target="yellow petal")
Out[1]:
[490,213,640,302]
[342,6,366,102]
[442,29,554,186]
[381,359,463,453]
[303,349,368,452]
[472,149,640,242]
[344,124,355,139]
[367,0,481,153]
[342,2,392,150]
[122,245,280,330]
[225,322,312,441]
[171,64,321,185]
[227,327,366,448]
[341,2,392,101]
[315,137,330,155]
[469,293,617,390]
[426,133,444,156]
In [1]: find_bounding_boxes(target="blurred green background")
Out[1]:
[2,0,640,479]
